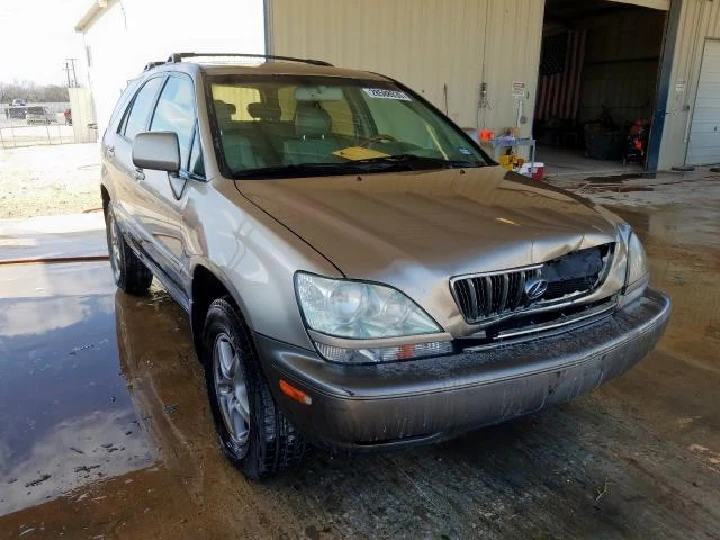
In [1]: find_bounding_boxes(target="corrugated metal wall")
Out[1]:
[659,0,720,169]
[267,0,544,136]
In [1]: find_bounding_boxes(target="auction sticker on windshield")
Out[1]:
[363,88,412,100]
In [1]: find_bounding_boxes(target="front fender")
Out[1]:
[184,181,338,352]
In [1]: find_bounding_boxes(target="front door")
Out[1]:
[108,76,166,245]
[133,74,198,297]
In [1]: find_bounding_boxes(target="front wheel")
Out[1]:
[203,298,306,479]
[104,205,153,295]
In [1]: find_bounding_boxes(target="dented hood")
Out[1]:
[234,166,619,284]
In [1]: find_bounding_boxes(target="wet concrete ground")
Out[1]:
[1,189,719,538]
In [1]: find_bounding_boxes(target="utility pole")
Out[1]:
[64,61,72,88]
[64,59,78,88]
[70,59,78,88]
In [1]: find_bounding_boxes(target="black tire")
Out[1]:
[203,297,306,480]
[105,205,153,295]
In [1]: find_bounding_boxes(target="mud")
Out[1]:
[550,168,720,208]
[1,189,720,539]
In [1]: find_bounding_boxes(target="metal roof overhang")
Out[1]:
[74,0,118,33]
[606,0,670,10]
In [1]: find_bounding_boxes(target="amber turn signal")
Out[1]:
[279,379,313,405]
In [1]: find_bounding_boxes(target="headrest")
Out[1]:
[247,102,281,121]
[295,102,331,138]
[214,100,236,124]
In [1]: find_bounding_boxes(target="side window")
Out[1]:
[188,130,204,177]
[122,77,164,140]
[116,100,132,135]
[108,80,139,136]
[150,76,195,170]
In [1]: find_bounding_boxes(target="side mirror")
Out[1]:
[132,132,180,173]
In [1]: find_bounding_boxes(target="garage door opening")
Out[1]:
[533,0,667,179]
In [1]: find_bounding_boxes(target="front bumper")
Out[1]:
[256,289,670,450]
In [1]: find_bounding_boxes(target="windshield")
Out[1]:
[207,75,490,178]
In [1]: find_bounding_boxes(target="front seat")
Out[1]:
[214,100,262,170]
[283,102,340,165]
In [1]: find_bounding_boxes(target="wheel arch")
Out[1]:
[189,261,254,363]
[100,184,110,210]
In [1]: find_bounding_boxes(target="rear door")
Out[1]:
[105,76,165,248]
[133,73,198,296]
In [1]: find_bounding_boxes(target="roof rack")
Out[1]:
[167,52,333,67]
[143,61,165,72]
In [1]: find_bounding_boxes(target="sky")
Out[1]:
[0,0,88,85]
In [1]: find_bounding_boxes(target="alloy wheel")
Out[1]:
[108,212,121,282]
[213,334,251,456]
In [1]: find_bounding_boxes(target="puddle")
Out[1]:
[577,184,655,195]
[583,173,644,183]
[0,213,107,262]
[607,203,720,367]
[0,262,152,515]
[607,204,720,248]
[617,186,654,192]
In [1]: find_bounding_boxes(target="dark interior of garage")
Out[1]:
[534,0,667,174]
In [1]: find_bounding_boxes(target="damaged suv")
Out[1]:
[101,53,671,479]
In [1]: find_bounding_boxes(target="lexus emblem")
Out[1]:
[524,278,548,301]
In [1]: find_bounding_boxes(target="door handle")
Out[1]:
[133,169,145,181]
[107,146,115,156]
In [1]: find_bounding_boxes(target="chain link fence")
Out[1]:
[0,102,75,148]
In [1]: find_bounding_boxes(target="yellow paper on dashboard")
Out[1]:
[333,146,389,161]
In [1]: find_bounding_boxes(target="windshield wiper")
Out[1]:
[231,154,485,180]
[232,163,354,179]
[347,154,484,169]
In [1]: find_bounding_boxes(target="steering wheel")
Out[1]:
[358,133,398,148]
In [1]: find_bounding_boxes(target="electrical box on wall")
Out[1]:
[479,82,489,109]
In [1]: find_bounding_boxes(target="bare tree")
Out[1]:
[0,82,70,103]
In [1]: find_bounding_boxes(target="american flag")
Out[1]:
[535,30,587,121]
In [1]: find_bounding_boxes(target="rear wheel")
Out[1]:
[203,297,306,479]
[105,205,153,295]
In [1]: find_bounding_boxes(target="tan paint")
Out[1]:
[232,167,629,339]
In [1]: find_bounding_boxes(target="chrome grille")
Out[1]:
[452,267,542,322]
[451,244,614,324]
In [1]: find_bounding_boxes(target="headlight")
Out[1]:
[295,273,451,363]
[625,232,648,294]
[296,273,442,338]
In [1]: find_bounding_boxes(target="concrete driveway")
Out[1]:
[1,183,719,539]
